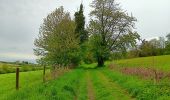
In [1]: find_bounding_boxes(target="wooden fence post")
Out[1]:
[43,65,46,82]
[16,68,19,90]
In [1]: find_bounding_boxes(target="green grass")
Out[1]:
[79,63,98,69]
[102,68,170,100]
[114,55,170,71]
[1,62,170,100]
[0,63,43,74]
[0,69,88,100]
[89,69,133,100]
[0,70,47,99]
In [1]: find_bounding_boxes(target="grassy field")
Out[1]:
[1,68,170,100]
[0,70,46,99]
[0,69,87,100]
[1,55,170,100]
[0,62,42,74]
[113,55,170,71]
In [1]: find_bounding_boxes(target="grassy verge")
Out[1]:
[0,70,47,99]
[1,61,170,100]
[102,69,170,100]
[3,69,88,100]
[114,55,170,72]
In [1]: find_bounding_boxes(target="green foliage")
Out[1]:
[166,33,170,42]
[164,34,170,54]
[34,6,81,67]
[80,42,95,64]
[74,4,88,44]
[139,40,155,57]
[126,36,170,59]
[88,0,139,67]
[137,38,165,57]
[1,64,11,73]
[164,43,170,54]
[89,34,110,63]
[83,51,96,64]
[74,4,91,65]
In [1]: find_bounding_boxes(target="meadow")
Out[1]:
[113,55,170,71]
[0,62,43,74]
[0,55,170,100]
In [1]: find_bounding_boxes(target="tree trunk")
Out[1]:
[97,56,104,67]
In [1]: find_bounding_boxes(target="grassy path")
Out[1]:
[98,71,134,100]
[1,65,170,100]
[89,69,134,100]
[87,71,95,100]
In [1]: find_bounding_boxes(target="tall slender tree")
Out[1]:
[74,3,88,44]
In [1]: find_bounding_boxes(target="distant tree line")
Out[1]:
[111,33,170,59]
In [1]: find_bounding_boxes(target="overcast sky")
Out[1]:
[0,0,170,62]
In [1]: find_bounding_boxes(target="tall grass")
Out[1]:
[2,69,87,100]
[0,70,46,99]
[90,69,132,100]
[114,55,170,71]
[102,69,170,100]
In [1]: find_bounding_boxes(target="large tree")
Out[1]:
[88,0,140,67]
[34,6,80,67]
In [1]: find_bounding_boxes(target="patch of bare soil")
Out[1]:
[109,63,170,82]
